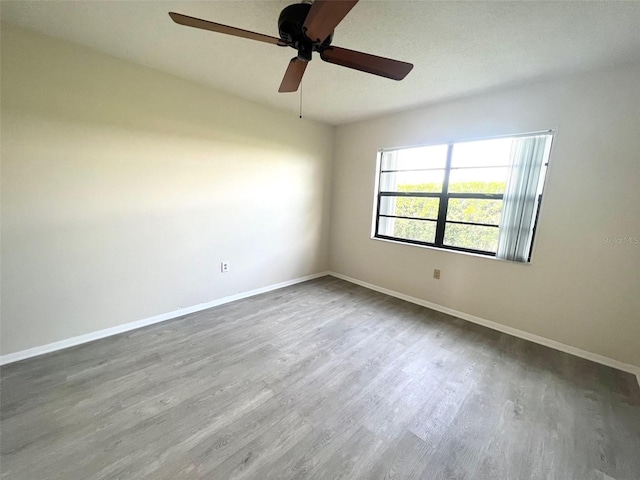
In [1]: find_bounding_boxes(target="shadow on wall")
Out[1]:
[0,23,322,153]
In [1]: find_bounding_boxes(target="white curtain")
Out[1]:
[378,151,398,236]
[496,135,549,262]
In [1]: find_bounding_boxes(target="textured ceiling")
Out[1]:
[2,1,640,125]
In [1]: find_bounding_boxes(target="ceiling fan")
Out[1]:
[169,0,413,93]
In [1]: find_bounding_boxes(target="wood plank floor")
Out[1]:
[1,276,639,479]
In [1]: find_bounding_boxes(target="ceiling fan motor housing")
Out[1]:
[278,3,333,61]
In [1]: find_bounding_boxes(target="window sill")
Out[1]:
[370,235,532,265]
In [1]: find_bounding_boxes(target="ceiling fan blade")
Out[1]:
[320,46,413,80]
[303,0,359,43]
[169,12,287,46]
[279,58,308,93]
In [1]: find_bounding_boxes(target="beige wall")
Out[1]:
[330,64,640,367]
[0,25,334,355]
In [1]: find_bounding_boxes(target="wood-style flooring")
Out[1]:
[1,276,639,479]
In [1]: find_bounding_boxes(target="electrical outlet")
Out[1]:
[221,261,229,273]
[433,269,441,280]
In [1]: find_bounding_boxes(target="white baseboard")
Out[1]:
[329,272,640,385]
[0,271,330,366]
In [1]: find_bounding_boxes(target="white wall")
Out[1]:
[330,64,640,367]
[0,25,334,355]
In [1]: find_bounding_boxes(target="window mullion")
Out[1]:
[434,144,453,246]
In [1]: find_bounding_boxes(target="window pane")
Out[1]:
[378,218,436,244]
[446,198,503,226]
[379,196,439,219]
[448,167,508,193]
[444,223,499,252]
[381,145,448,171]
[451,137,513,168]
[379,170,444,193]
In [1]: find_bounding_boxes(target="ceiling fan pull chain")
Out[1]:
[299,82,303,119]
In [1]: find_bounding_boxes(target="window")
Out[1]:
[373,132,553,262]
